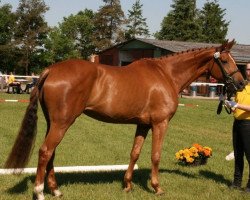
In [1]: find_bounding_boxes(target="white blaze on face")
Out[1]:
[229,53,237,66]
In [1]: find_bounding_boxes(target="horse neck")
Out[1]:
[158,48,215,93]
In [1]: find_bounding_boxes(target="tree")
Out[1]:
[125,0,150,39]
[0,3,16,73]
[59,9,96,59]
[94,0,125,50]
[43,27,80,64]
[199,0,229,43]
[155,0,202,41]
[14,0,49,74]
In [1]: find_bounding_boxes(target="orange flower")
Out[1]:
[203,149,211,157]
[193,143,203,151]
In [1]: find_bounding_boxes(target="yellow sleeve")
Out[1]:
[233,85,250,120]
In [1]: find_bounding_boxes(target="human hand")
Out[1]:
[224,100,238,108]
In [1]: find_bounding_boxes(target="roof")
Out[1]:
[99,38,250,65]
[136,38,250,64]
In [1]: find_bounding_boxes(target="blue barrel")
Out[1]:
[209,86,216,97]
[190,85,197,97]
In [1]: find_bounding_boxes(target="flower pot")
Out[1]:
[189,158,208,166]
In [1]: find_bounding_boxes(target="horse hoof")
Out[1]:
[156,189,165,195]
[53,189,63,197]
[124,187,132,193]
[33,193,45,200]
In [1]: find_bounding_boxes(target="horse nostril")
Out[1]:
[239,80,248,88]
[243,80,248,86]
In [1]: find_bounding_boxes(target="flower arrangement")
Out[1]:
[175,143,212,166]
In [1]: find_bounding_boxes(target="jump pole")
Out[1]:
[0,164,138,175]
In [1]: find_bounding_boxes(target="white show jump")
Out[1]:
[0,164,138,175]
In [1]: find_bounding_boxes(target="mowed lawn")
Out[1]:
[0,93,249,200]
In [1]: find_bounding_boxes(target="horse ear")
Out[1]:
[217,39,228,52]
[226,39,235,50]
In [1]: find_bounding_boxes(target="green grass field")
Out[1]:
[0,93,249,200]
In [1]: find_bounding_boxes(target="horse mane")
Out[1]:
[151,46,215,60]
[135,46,216,64]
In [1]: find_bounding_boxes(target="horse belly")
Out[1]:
[83,109,141,124]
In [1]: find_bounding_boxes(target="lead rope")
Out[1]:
[217,85,232,115]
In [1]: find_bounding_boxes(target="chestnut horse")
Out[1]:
[5,40,246,199]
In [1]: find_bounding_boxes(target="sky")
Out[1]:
[1,0,250,45]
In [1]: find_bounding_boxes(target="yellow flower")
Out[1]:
[175,152,181,159]
[189,147,198,153]
[193,152,199,157]
[186,157,194,163]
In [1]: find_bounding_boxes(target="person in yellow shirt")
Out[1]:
[225,63,250,193]
[6,72,21,93]
[7,72,15,84]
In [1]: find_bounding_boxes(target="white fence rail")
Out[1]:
[0,74,39,92]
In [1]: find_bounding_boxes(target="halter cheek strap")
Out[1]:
[213,51,239,81]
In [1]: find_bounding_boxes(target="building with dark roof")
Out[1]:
[98,38,250,67]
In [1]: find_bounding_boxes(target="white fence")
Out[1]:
[0,74,39,92]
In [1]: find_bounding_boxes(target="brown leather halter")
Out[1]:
[214,51,241,95]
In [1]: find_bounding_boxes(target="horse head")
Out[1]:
[209,40,247,96]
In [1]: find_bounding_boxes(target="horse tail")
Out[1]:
[4,68,50,170]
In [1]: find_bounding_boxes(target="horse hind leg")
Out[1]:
[124,124,150,192]
[39,103,62,197]
[46,152,62,197]
[33,119,75,200]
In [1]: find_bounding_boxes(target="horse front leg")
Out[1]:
[151,120,168,195]
[124,124,150,192]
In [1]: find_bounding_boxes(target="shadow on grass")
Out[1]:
[55,168,153,193]
[5,168,231,195]
[160,168,197,179]
[199,170,231,186]
[7,176,35,194]
[5,169,152,195]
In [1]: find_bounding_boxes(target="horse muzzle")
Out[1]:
[227,79,247,94]
[236,79,248,91]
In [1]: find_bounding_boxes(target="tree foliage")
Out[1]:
[59,9,96,59]
[42,9,96,65]
[42,27,79,64]
[199,0,229,43]
[94,0,125,50]
[155,0,201,41]
[0,3,16,73]
[155,0,229,43]
[125,0,150,39]
[0,0,232,74]
[14,0,49,74]
[0,3,15,44]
